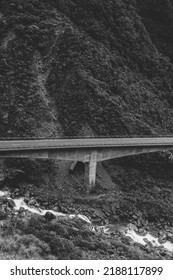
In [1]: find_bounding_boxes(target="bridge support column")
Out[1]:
[85,151,97,193]
[69,161,78,172]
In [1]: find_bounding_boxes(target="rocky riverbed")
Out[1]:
[0,187,173,260]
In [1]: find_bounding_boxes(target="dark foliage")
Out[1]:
[0,0,173,137]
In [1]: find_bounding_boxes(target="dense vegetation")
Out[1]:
[1,0,173,137]
[0,210,171,260]
[0,0,173,259]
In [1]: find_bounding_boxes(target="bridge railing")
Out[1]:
[1,134,173,140]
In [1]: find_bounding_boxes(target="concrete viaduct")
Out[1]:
[0,137,173,192]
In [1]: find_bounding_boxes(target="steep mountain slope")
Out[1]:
[1,0,173,260]
[1,0,173,137]
[136,0,173,63]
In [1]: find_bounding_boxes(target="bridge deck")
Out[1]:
[0,138,173,151]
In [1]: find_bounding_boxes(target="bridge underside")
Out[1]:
[0,146,172,161]
[0,145,173,192]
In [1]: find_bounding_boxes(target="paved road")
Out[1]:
[0,138,173,151]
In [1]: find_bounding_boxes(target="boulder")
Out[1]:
[158,236,167,244]
[44,211,56,221]
[167,232,173,239]
[18,207,25,213]
[121,236,134,245]
[28,198,37,206]
[24,197,29,204]
[8,199,15,208]
[137,228,147,236]
[128,223,138,231]
[53,206,59,211]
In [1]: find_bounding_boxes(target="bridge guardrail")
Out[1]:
[1,135,173,140]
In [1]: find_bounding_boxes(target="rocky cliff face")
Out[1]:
[1,0,173,137]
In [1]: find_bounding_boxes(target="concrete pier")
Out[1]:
[0,138,173,193]
[69,161,78,172]
[84,151,97,193]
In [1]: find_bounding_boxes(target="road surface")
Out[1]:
[0,138,173,151]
